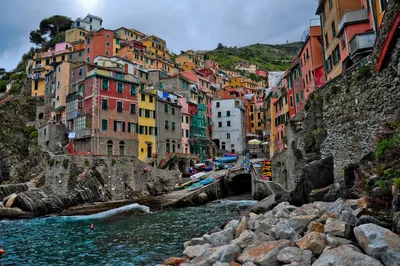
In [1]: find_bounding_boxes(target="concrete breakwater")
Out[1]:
[161,197,400,266]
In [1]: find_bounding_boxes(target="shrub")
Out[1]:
[48,159,55,167]
[378,179,388,188]
[376,138,393,158]
[62,158,69,169]
[84,159,90,167]
[393,178,400,189]
[356,65,371,80]
[111,159,116,166]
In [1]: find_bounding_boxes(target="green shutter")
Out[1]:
[165,104,168,113]
[130,85,136,95]
[102,119,108,130]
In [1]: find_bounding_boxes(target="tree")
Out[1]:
[0,80,7,92]
[0,68,5,76]
[39,15,73,37]
[29,30,46,46]
[217,43,224,49]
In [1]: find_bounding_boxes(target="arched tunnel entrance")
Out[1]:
[225,173,252,197]
[178,160,188,177]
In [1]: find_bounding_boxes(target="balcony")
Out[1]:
[338,9,369,34]
[350,32,375,57]
[33,64,45,71]
[87,69,139,83]
[75,128,92,139]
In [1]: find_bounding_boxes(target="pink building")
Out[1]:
[179,97,191,154]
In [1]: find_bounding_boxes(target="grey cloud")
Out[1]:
[0,0,318,71]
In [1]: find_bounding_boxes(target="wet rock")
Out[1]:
[354,223,400,266]
[277,247,312,264]
[224,220,239,231]
[290,204,322,217]
[163,257,187,266]
[356,215,390,228]
[237,239,293,266]
[235,216,248,238]
[4,193,18,207]
[296,232,326,255]
[242,194,276,216]
[0,207,35,219]
[270,220,301,241]
[307,221,325,233]
[326,234,352,247]
[183,241,191,248]
[324,218,351,238]
[197,193,208,203]
[204,228,234,247]
[183,244,211,258]
[312,245,384,266]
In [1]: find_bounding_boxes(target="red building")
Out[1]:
[85,29,115,63]
[66,64,140,155]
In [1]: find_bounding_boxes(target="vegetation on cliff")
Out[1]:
[204,42,303,71]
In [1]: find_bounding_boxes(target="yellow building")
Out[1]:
[269,98,278,158]
[138,89,157,163]
[113,37,120,56]
[141,35,170,61]
[175,51,204,68]
[228,76,245,88]
[65,28,88,43]
[373,0,388,28]
[114,27,146,41]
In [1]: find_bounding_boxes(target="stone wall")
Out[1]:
[272,2,400,202]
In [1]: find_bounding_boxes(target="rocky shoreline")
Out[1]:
[160,198,400,266]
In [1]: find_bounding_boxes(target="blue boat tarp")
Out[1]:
[216,156,237,163]
[200,178,214,185]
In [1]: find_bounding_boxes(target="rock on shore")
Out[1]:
[162,198,400,266]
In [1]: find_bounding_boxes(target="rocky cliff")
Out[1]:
[272,2,400,231]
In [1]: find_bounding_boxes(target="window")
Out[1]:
[216,102,220,108]
[172,107,175,115]
[164,104,168,113]
[328,0,333,9]
[296,93,299,102]
[186,116,189,123]
[87,38,91,44]
[380,0,388,12]
[327,55,333,73]
[218,122,222,127]
[325,34,329,49]
[172,122,176,130]
[290,95,294,107]
[139,108,144,117]
[227,133,230,139]
[218,112,221,117]
[128,122,135,133]
[300,90,304,101]
[227,111,230,117]
[165,120,169,129]
[102,79,109,90]
[227,121,231,127]
[117,102,123,112]
[149,95,153,103]
[106,51,109,56]
[87,48,91,53]
[117,82,123,93]
[341,35,346,50]
[333,45,341,65]
[77,21,81,27]
[101,119,108,130]
[102,99,108,110]
[130,85,136,95]
[106,42,110,47]
[185,130,189,137]
[79,51,83,57]
[331,21,336,38]
[130,104,136,114]
[78,68,83,76]
[106,34,110,38]
[86,57,90,62]
[141,94,146,101]
[139,125,145,134]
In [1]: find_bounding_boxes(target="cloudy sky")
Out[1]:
[0,0,319,71]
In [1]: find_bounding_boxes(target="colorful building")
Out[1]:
[138,89,157,162]
[71,14,103,32]
[66,64,140,155]
[175,51,204,68]
[316,0,362,80]
[179,97,191,154]
[299,26,325,102]
[114,27,145,41]
[141,35,170,61]
[84,29,115,63]
[65,28,89,44]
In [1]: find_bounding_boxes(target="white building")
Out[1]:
[71,14,103,32]
[212,99,246,153]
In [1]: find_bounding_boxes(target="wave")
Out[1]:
[211,199,257,206]
[60,203,151,221]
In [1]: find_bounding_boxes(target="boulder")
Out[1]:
[197,193,208,203]
[326,234,352,247]
[352,208,372,218]
[236,216,248,238]
[290,204,322,217]
[0,207,35,219]
[242,262,257,266]
[183,241,191,248]
[354,223,400,266]
[324,218,351,238]
[204,228,234,247]
[213,263,229,266]
[270,220,301,241]
[224,219,239,231]
[232,230,258,249]
[277,247,312,264]
[312,244,384,266]
[317,212,337,224]
[4,193,18,207]
[191,244,240,264]
[339,210,358,226]
[272,202,297,215]
[302,156,334,189]
[163,257,187,266]
[183,244,211,258]
[307,222,325,233]
[191,237,207,246]
[356,215,390,228]
[282,263,311,266]
[242,194,276,216]
[296,232,326,255]
[229,262,241,266]
[288,215,319,234]
[326,198,345,214]
[237,239,293,266]
[254,217,279,234]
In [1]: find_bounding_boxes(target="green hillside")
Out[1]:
[205,42,304,71]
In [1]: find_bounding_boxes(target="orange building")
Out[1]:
[85,29,115,63]
[316,0,362,80]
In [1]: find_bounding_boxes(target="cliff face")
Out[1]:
[272,2,400,227]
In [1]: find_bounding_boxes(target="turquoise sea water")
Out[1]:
[0,200,255,266]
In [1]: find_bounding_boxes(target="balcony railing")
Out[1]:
[338,9,368,33]
[350,32,375,57]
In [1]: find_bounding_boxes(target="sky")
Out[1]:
[0,0,320,71]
